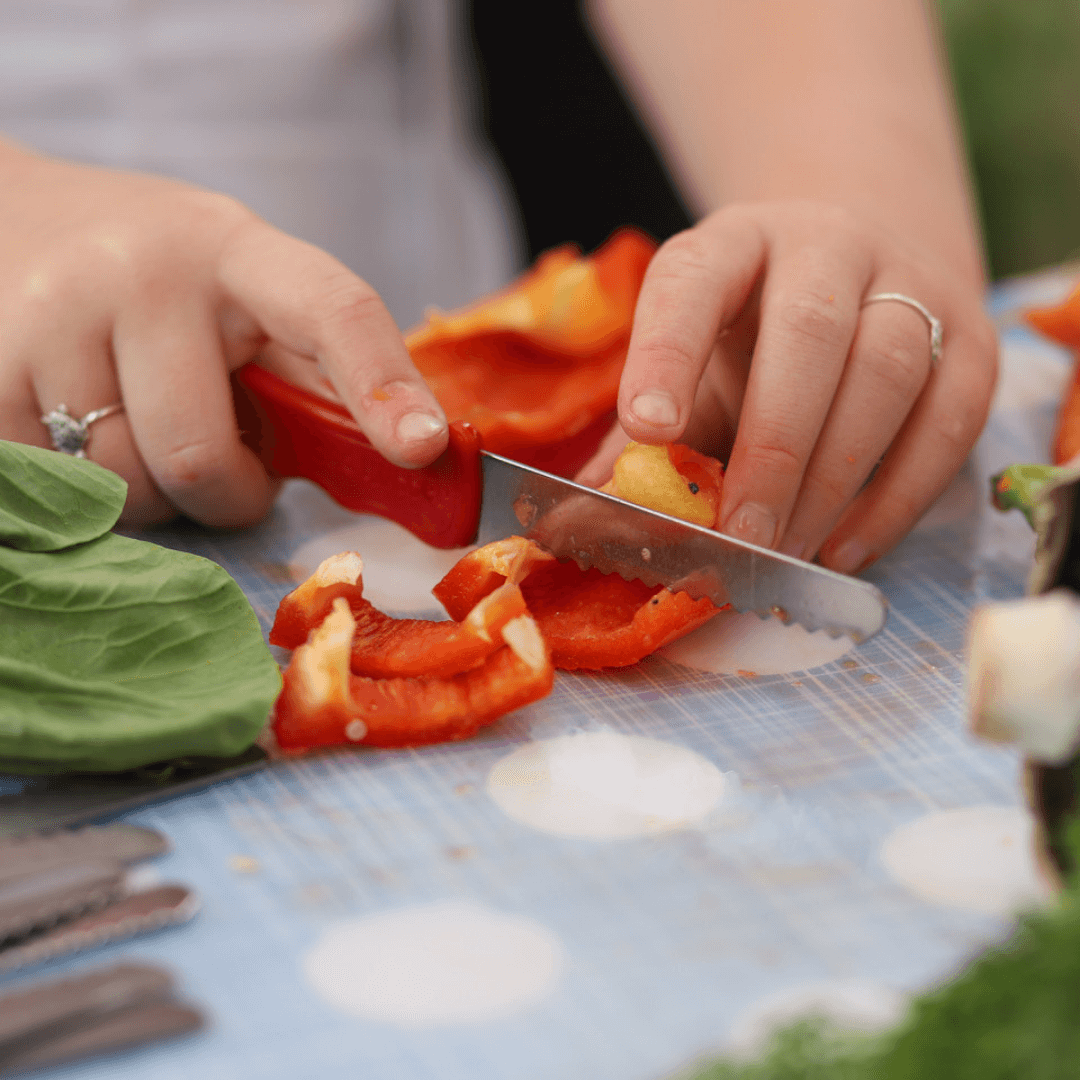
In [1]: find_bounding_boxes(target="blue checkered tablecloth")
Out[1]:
[2,269,1077,1080]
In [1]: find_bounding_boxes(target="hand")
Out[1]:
[0,149,449,528]
[578,200,998,574]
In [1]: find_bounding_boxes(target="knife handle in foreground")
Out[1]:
[232,362,483,548]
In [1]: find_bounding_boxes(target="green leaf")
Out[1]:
[0,440,127,551]
[0,531,281,773]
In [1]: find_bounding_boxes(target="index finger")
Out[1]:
[617,209,765,442]
[218,220,448,468]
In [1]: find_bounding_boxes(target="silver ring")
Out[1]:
[862,292,944,366]
[40,402,125,458]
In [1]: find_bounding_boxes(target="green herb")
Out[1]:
[0,440,280,773]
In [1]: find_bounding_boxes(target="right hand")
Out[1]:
[0,147,449,527]
[579,200,997,574]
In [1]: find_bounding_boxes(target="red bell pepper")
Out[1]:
[269,439,730,749]
[270,553,552,751]
[1026,286,1080,464]
[434,536,722,672]
[405,226,656,475]
[270,551,530,679]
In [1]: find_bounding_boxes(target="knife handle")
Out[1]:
[231,362,483,549]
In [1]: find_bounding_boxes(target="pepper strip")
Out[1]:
[1026,287,1080,464]
[434,441,729,670]
[273,599,553,750]
[270,552,529,679]
[434,536,721,672]
[405,228,656,473]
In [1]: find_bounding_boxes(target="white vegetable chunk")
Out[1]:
[967,589,1080,763]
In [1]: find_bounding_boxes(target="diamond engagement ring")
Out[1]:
[862,292,944,367]
[40,402,125,458]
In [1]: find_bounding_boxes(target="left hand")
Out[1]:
[577,200,998,574]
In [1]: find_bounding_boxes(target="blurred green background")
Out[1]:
[939,0,1080,278]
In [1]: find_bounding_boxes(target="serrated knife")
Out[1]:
[233,363,888,642]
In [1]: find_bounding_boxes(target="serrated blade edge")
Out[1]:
[477,453,888,642]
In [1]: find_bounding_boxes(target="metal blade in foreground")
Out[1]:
[477,453,888,642]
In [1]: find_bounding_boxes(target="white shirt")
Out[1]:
[0,0,521,327]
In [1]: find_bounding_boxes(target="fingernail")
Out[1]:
[630,392,679,428]
[780,538,806,561]
[826,539,869,575]
[721,502,778,548]
[396,411,446,444]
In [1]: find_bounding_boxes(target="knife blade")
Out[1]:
[478,453,887,641]
[233,363,888,641]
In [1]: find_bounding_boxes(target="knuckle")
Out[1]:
[159,189,254,242]
[185,189,250,222]
[633,335,700,380]
[815,203,860,241]
[117,196,256,300]
[703,203,765,252]
[776,287,847,348]
[935,400,982,459]
[760,199,863,244]
[155,438,229,493]
[150,191,251,248]
[741,436,803,478]
[651,230,713,281]
[44,240,126,303]
[801,464,853,511]
[316,279,386,335]
[863,326,929,395]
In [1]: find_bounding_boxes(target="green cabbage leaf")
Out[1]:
[0,440,280,773]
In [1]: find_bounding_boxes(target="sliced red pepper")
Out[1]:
[1025,288,1080,464]
[433,536,721,672]
[270,552,529,679]
[273,598,553,750]
[434,441,730,670]
[270,552,366,650]
[426,537,554,626]
[405,227,656,474]
[347,583,528,679]
[519,561,720,671]
[270,437,729,749]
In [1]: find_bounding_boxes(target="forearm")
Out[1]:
[0,135,42,175]
[587,0,985,285]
